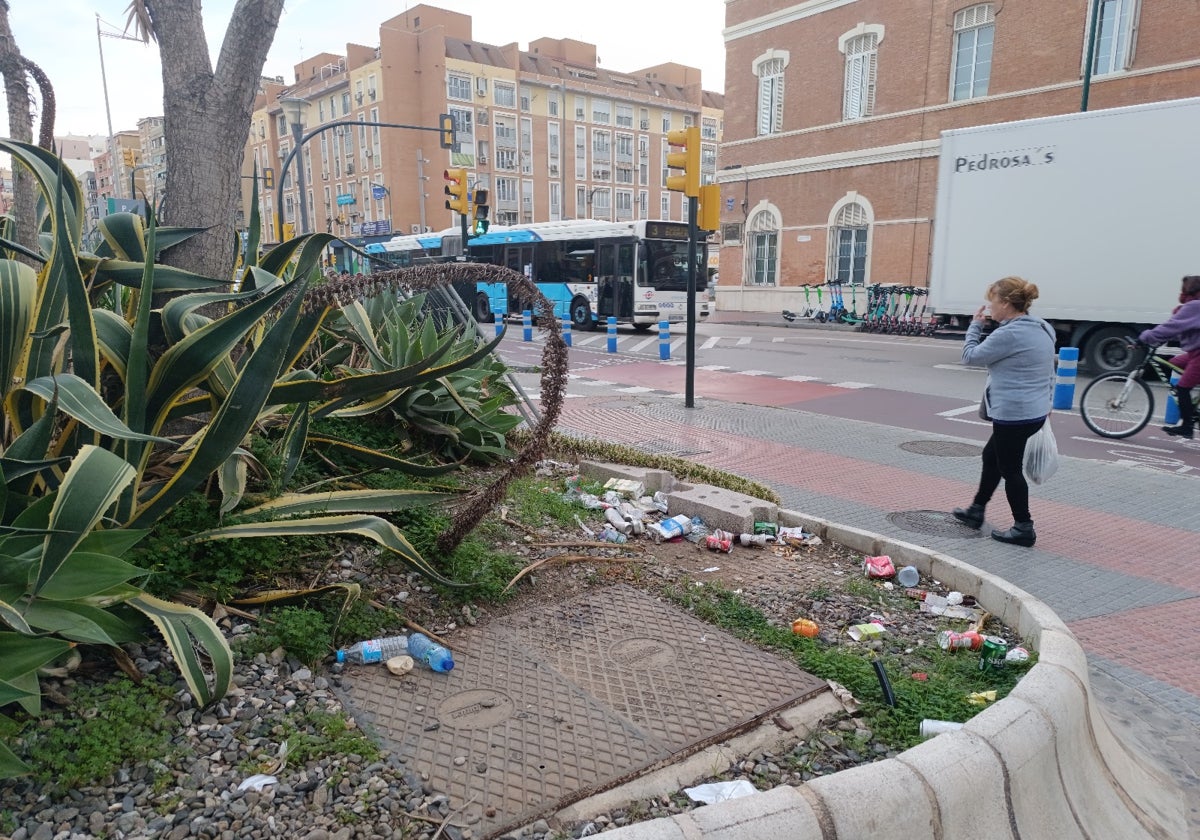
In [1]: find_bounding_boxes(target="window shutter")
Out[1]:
[844,55,865,119]
[758,74,772,135]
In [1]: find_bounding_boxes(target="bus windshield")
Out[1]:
[642,239,702,292]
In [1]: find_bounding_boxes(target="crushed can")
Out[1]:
[937,630,982,651]
[978,636,1009,672]
[753,521,778,537]
[704,530,734,552]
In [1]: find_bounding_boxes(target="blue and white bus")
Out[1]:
[376,219,710,332]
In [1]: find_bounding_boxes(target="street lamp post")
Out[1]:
[415,149,431,233]
[280,96,311,237]
[370,181,393,231]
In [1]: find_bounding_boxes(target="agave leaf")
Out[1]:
[239,489,452,518]
[2,671,43,716]
[279,404,309,490]
[97,212,146,262]
[306,435,462,476]
[35,446,137,596]
[0,631,75,676]
[186,514,463,586]
[217,449,248,515]
[75,528,150,558]
[159,278,285,345]
[21,600,141,645]
[0,738,31,779]
[93,308,133,379]
[92,260,228,292]
[36,553,150,601]
[0,260,37,405]
[337,299,390,369]
[20,375,175,444]
[230,581,361,607]
[0,598,34,634]
[127,593,232,707]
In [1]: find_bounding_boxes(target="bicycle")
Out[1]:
[1079,339,1195,438]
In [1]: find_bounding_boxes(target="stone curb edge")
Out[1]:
[572,464,1187,840]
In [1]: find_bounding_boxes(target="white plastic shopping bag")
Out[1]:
[1023,420,1059,485]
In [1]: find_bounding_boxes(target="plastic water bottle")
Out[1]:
[406,632,455,673]
[336,635,410,664]
[336,633,455,672]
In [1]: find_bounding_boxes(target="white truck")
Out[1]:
[929,96,1200,372]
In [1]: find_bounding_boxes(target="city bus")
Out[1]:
[376,219,710,331]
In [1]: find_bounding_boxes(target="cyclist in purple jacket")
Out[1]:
[1139,275,1200,439]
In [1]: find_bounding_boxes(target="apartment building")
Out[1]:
[243,3,723,268]
[137,117,167,201]
[716,0,1200,312]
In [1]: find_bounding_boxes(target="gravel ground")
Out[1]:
[1,475,1025,840]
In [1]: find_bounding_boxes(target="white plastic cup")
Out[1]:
[896,565,920,588]
[920,719,964,738]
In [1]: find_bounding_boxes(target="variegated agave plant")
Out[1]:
[0,143,539,778]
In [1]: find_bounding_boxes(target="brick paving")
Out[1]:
[522,323,1200,801]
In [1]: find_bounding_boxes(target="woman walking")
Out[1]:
[953,277,1055,547]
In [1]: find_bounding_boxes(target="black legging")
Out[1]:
[972,419,1046,523]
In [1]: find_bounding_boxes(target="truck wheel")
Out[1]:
[474,293,494,324]
[570,297,594,331]
[631,323,653,332]
[1084,326,1138,373]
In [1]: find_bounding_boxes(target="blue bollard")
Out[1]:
[1053,347,1079,410]
[495,310,505,339]
[1164,371,1182,426]
[561,317,572,347]
[658,320,671,360]
[522,310,533,342]
[607,316,617,353]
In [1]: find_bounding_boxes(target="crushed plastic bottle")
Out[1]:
[685,516,710,543]
[406,632,455,672]
[597,525,628,544]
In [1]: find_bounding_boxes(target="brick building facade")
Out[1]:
[715,0,1200,313]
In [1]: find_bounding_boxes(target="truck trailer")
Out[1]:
[928,97,1200,372]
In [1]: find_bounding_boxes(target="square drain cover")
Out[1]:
[338,585,825,837]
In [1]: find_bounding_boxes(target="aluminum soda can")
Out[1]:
[753,521,778,537]
[704,532,733,552]
[978,636,1009,671]
[919,719,965,738]
[937,630,981,651]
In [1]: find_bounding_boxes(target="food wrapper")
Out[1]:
[602,478,645,499]
[862,555,896,578]
[966,690,997,706]
[847,621,886,641]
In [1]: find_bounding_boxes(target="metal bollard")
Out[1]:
[1164,371,1182,426]
[658,320,671,360]
[1053,347,1079,410]
[607,316,617,353]
[495,310,505,339]
[522,310,533,342]
[561,317,572,347]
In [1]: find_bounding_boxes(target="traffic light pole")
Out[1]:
[458,212,469,260]
[685,196,698,408]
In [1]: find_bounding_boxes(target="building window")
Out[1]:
[494,82,516,108]
[592,99,611,124]
[841,29,880,120]
[1091,0,1138,75]
[576,186,587,218]
[830,201,869,285]
[549,94,559,117]
[747,208,780,286]
[448,75,472,101]
[616,104,633,128]
[496,176,517,204]
[520,85,531,111]
[755,56,786,136]
[574,95,587,121]
[952,5,995,101]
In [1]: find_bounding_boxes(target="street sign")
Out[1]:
[336,193,356,206]
[370,184,387,200]
[107,197,146,215]
[359,220,392,236]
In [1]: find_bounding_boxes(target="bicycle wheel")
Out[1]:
[1079,374,1154,438]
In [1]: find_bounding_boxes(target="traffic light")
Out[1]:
[121,148,136,167]
[698,184,721,232]
[263,167,275,190]
[665,126,700,198]
[472,188,490,236]
[444,168,468,214]
[439,113,457,150]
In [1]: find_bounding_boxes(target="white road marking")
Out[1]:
[934,363,983,371]
[630,336,658,353]
[772,337,787,343]
[938,404,983,417]
[830,381,873,389]
[700,336,721,350]
[698,364,730,371]
[781,374,819,382]
[1069,436,1174,453]
[574,335,602,346]
[617,386,655,394]
[738,370,773,377]
[670,337,687,353]
[736,336,752,346]
[662,359,686,366]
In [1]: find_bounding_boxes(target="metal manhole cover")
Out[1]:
[336,585,825,838]
[887,509,985,538]
[900,440,983,457]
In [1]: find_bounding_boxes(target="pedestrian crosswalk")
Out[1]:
[518,369,877,401]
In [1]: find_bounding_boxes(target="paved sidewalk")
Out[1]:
[545,377,1200,829]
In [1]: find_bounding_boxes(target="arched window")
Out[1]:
[753,51,789,136]
[952,4,995,101]
[830,202,869,285]
[841,30,880,120]
[746,207,780,286]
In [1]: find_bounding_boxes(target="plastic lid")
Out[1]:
[335,650,345,663]
[430,653,455,673]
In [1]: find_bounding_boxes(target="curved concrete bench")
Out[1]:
[564,475,1187,839]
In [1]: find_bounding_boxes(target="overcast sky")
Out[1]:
[6,0,727,139]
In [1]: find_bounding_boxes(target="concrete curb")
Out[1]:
[572,466,1187,840]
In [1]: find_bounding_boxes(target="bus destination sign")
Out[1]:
[645,222,689,241]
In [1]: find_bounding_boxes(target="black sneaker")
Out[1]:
[1162,424,1195,439]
